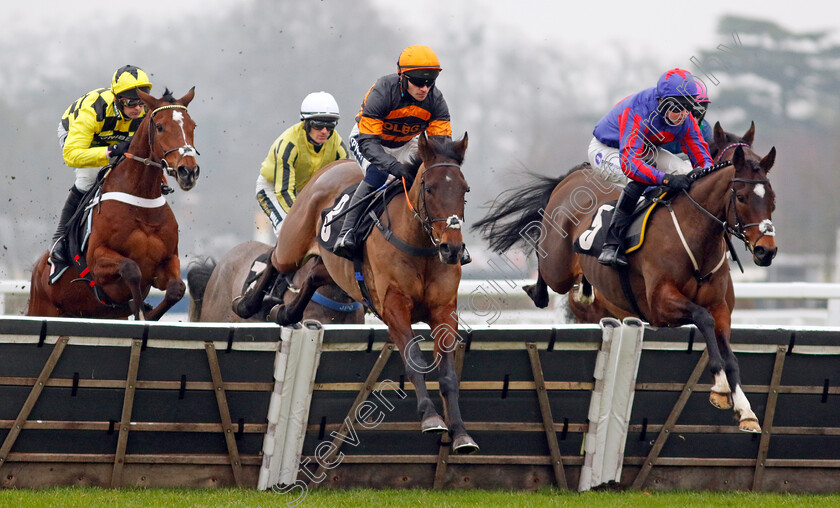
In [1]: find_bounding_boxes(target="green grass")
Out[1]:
[0,487,837,508]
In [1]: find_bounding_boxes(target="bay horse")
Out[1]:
[235,132,478,453]
[28,88,199,320]
[186,241,364,324]
[474,122,777,433]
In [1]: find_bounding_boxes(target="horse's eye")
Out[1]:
[155,124,164,133]
[736,193,746,203]
[466,187,471,193]
[425,187,433,194]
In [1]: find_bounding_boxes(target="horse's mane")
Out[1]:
[161,88,176,103]
[407,135,465,172]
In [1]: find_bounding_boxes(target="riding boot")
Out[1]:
[48,186,85,269]
[332,180,376,259]
[232,258,278,318]
[598,181,645,267]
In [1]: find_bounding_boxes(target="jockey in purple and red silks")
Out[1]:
[588,68,714,267]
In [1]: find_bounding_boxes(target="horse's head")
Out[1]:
[415,132,470,265]
[722,140,778,267]
[710,121,755,160]
[138,87,200,191]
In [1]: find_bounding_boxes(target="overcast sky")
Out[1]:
[4,0,837,60]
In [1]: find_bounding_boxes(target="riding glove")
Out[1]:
[108,140,132,158]
[663,174,692,191]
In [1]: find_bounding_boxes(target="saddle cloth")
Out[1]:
[317,180,403,256]
[573,190,668,258]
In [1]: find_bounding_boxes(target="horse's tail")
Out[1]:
[472,167,578,254]
[186,257,216,321]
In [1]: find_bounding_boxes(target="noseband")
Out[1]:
[414,162,465,246]
[127,104,199,179]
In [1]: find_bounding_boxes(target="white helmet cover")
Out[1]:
[300,91,340,120]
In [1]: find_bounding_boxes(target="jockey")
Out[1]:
[589,68,713,267]
[50,65,152,273]
[256,91,349,237]
[661,80,713,155]
[331,45,469,264]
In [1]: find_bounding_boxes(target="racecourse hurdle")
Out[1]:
[1,316,839,492]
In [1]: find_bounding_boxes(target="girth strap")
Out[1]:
[353,256,382,321]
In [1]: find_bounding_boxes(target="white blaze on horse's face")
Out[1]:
[172,110,187,141]
[753,183,766,199]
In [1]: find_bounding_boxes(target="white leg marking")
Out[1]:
[733,385,757,421]
[712,371,731,394]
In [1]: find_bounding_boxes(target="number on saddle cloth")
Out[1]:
[573,193,665,258]
[317,182,402,253]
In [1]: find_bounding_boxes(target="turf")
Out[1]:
[1,487,838,508]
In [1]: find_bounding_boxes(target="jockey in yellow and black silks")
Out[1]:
[49,65,152,276]
[255,91,349,237]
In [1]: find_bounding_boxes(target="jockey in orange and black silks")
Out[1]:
[331,45,455,260]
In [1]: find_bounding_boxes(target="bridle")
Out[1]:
[682,142,774,252]
[410,162,466,246]
[125,104,200,180]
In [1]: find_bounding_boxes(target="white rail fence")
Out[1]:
[2,279,840,326]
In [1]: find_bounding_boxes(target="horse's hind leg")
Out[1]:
[381,288,447,434]
[270,257,331,325]
[523,273,549,308]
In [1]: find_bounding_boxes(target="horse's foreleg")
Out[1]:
[711,305,760,433]
[142,256,185,321]
[232,249,277,318]
[116,258,147,319]
[145,278,186,321]
[381,288,444,434]
[651,286,730,413]
[430,305,479,454]
[271,258,331,325]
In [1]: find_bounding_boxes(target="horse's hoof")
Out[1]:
[269,304,288,325]
[709,391,733,410]
[739,418,761,433]
[421,415,448,434]
[523,284,548,308]
[452,435,480,455]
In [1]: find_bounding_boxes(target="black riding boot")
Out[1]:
[332,181,376,259]
[598,181,645,267]
[48,186,85,269]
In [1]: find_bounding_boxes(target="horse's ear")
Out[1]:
[137,88,156,109]
[455,132,468,159]
[759,146,776,173]
[178,87,196,107]
[742,121,755,146]
[733,145,746,169]
[713,121,726,146]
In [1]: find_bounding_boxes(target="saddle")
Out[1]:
[574,188,672,258]
[317,179,405,258]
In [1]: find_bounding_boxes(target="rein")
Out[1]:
[665,145,774,278]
